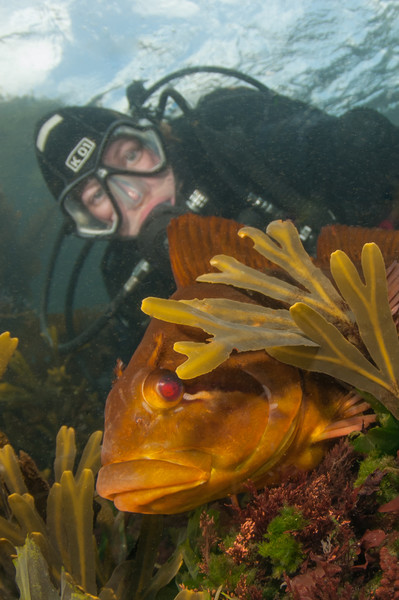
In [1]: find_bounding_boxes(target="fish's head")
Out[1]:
[96,291,304,514]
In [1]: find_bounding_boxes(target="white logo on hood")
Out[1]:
[65,137,96,173]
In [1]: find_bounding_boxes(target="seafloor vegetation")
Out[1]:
[1,214,399,598]
[0,396,399,599]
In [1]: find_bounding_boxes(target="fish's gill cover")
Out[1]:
[142,216,399,419]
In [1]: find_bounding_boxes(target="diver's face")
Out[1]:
[80,135,175,237]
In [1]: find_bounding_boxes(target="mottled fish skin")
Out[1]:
[96,216,371,514]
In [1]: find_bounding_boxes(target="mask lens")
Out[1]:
[63,180,118,237]
[102,125,165,174]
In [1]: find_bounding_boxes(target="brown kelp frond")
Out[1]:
[53,425,102,484]
[143,297,316,379]
[0,427,184,599]
[331,244,399,386]
[270,242,399,418]
[142,220,399,417]
[0,426,102,595]
[54,425,77,482]
[0,444,28,495]
[47,468,97,594]
[197,219,350,323]
[0,332,18,379]
[14,537,60,600]
[14,536,114,599]
[47,426,102,594]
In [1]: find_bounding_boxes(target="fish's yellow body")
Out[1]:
[97,216,373,514]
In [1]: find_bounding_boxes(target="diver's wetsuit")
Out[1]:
[102,85,399,361]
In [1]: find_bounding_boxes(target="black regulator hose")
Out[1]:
[40,224,152,355]
[126,65,270,115]
[41,204,185,355]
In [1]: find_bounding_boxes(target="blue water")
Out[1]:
[1,0,399,117]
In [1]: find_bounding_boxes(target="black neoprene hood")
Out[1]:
[35,106,130,200]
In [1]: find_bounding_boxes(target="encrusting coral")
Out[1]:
[142,219,399,419]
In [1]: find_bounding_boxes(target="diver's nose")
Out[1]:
[108,175,147,208]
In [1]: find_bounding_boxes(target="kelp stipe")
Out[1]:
[142,220,399,418]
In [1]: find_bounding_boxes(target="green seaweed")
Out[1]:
[142,219,399,419]
[351,396,399,455]
[354,453,399,505]
[257,506,308,578]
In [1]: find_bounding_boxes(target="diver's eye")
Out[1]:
[143,369,184,410]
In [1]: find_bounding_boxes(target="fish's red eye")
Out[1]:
[143,369,184,410]
[157,372,183,402]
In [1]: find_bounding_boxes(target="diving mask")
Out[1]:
[60,123,171,238]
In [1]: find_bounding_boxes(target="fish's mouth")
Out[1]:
[96,455,211,513]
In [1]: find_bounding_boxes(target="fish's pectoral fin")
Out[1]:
[314,391,376,442]
[315,414,376,442]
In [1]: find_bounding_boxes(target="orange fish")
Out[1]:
[97,215,377,515]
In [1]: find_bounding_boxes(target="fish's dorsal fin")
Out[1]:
[317,224,399,268]
[386,261,399,319]
[167,214,276,288]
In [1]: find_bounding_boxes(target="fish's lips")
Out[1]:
[96,456,211,511]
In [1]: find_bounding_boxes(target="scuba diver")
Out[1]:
[34,66,399,367]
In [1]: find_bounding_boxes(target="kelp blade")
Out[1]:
[0,331,18,379]
[330,243,399,390]
[14,537,60,600]
[142,296,317,379]
[269,302,399,420]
